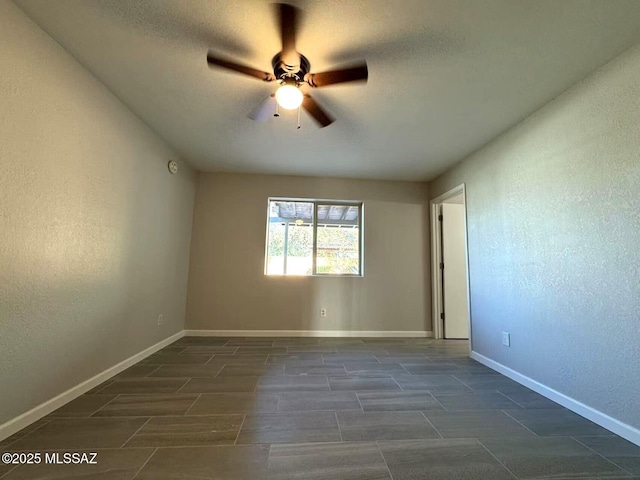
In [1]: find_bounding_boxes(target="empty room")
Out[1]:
[1,0,639,479]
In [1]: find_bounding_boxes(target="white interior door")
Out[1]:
[441,203,469,339]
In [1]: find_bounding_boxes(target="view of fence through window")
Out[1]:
[265,199,362,276]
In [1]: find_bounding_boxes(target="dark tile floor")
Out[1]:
[1,337,639,479]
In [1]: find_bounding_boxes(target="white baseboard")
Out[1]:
[0,331,184,442]
[184,329,434,338]
[470,351,640,447]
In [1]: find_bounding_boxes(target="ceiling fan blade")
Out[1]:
[207,52,275,82]
[302,94,334,127]
[277,3,299,59]
[249,95,277,122]
[305,64,368,88]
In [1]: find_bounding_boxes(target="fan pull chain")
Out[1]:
[274,101,280,117]
[297,105,301,129]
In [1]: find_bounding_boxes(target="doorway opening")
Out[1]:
[430,184,471,347]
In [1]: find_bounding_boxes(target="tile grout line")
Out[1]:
[500,409,540,437]
[183,394,202,416]
[212,364,224,377]
[0,439,17,450]
[375,441,396,480]
[0,464,19,479]
[88,394,122,417]
[419,411,444,439]
[448,374,472,391]
[334,411,344,442]
[144,366,162,377]
[1,419,52,448]
[131,447,158,480]
[173,378,192,395]
[233,414,248,445]
[120,417,153,448]
[204,354,217,365]
[79,413,240,419]
[451,374,474,390]
[570,436,635,476]
[389,375,405,393]
[88,380,112,395]
[429,393,449,412]
[476,438,520,479]
[94,392,192,398]
[265,443,275,477]
[495,390,526,409]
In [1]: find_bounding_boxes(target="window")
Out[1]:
[265,198,363,276]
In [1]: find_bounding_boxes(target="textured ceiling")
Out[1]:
[14,0,640,180]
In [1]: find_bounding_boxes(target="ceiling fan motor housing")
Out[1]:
[272,52,310,83]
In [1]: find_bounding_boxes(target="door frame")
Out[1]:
[430,184,472,348]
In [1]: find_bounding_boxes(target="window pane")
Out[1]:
[266,222,285,275]
[315,204,360,275]
[266,200,314,275]
[286,221,313,275]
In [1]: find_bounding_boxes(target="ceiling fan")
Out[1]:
[206,3,368,128]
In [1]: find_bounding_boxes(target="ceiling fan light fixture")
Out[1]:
[275,84,303,110]
[206,3,366,127]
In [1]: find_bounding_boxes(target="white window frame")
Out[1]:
[265,197,364,277]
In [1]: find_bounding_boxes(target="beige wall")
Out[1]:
[0,0,196,425]
[186,173,431,333]
[429,43,640,430]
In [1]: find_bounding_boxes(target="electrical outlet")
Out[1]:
[320,308,327,317]
[502,331,510,347]
[157,314,163,326]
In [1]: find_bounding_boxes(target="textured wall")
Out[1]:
[186,173,431,333]
[429,44,640,429]
[0,1,196,425]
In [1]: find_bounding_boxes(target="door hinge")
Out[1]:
[438,214,443,221]
[440,312,444,320]
[439,262,444,270]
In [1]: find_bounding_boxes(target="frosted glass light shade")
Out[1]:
[275,85,303,110]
